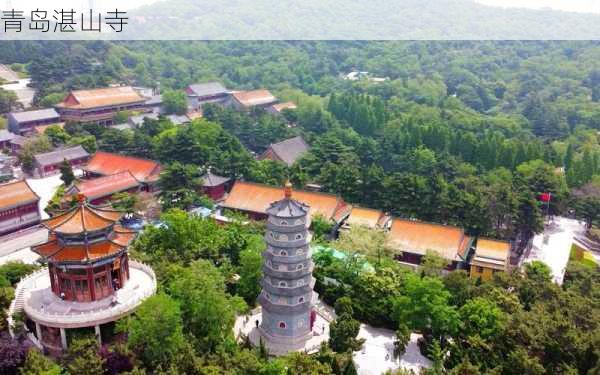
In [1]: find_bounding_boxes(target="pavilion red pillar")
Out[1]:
[87,267,95,301]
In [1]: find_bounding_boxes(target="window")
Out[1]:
[280,250,288,256]
[297,279,304,287]
[295,219,304,225]
[280,220,288,225]
[295,233,303,240]
[279,281,287,287]
[297,248,304,255]
[298,297,305,303]
[477,266,484,273]
[297,264,304,270]
[279,322,286,329]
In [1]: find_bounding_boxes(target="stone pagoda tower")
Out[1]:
[257,182,317,354]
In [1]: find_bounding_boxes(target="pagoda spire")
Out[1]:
[284,180,293,199]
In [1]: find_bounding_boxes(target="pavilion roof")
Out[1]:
[42,200,123,235]
[33,225,136,263]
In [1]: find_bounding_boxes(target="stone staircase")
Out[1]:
[574,235,600,253]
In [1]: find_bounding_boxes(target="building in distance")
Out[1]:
[32,145,90,178]
[55,86,147,125]
[266,101,297,116]
[186,82,230,110]
[469,238,510,281]
[199,171,231,201]
[258,136,309,167]
[65,171,142,206]
[228,89,278,111]
[7,108,61,135]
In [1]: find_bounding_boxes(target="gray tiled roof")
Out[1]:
[165,114,190,125]
[201,171,230,187]
[9,108,60,124]
[129,113,159,127]
[33,145,89,167]
[268,136,309,167]
[145,95,162,106]
[187,82,228,97]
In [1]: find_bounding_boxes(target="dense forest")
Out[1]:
[1,41,600,374]
[2,41,599,239]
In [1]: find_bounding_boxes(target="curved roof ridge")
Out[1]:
[44,206,81,231]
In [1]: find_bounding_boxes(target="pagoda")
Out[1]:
[256,182,318,354]
[10,195,156,353]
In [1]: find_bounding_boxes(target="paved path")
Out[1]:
[26,171,81,219]
[524,216,587,284]
[354,325,431,375]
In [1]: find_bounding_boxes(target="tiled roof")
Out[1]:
[388,218,473,261]
[261,136,309,167]
[8,108,60,123]
[33,225,135,263]
[270,101,297,112]
[0,180,39,211]
[0,129,16,143]
[345,207,390,229]
[187,82,228,97]
[471,238,510,270]
[201,171,230,187]
[9,135,27,146]
[165,114,190,125]
[33,145,89,167]
[42,201,123,235]
[69,171,141,200]
[232,90,278,107]
[220,181,351,223]
[82,152,161,183]
[56,86,145,110]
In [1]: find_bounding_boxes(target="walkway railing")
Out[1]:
[11,260,156,329]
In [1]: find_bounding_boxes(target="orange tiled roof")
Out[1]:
[43,202,123,234]
[388,218,473,261]
[0,180,39,211]
[56,86,145,110]
[220,181,351,223]
[471,238,510,271]
[69,171,140,200]
[346,207,390,229]
[232,90,278,107]
[33,226,136,263]
[82,152,161,183]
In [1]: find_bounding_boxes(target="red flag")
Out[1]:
[538,192,551,202]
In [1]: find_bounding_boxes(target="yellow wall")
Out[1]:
[469,265,498,281]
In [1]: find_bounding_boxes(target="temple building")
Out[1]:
[258,136,309,167]
[469,238,510,281]
[64,171,142,206]
[388,218,474,270]
[55,87,147,125]
[228,89,278,111]
[219,181,351,227]
[10,197,156,353]
[199,171,231,201]
[0,180,40,235]
[253,182,323,355]
[32,145,90,178]
[186,82,230,110]
[7,108,61,135]
[82,152,162,192]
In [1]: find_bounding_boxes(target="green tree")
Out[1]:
[165,260,246,352]
[329,312,365,352]
[236,245,263,306]
[59,159,75,186]
[119,293,185,370]
[335,225,391,265]
[162,90,188,115]
[63,337,105,375]
[20,349,62,375]
[458,297,504,339]
[44,125,70,146]
[421,251,449,277]
[393,273,459,338]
